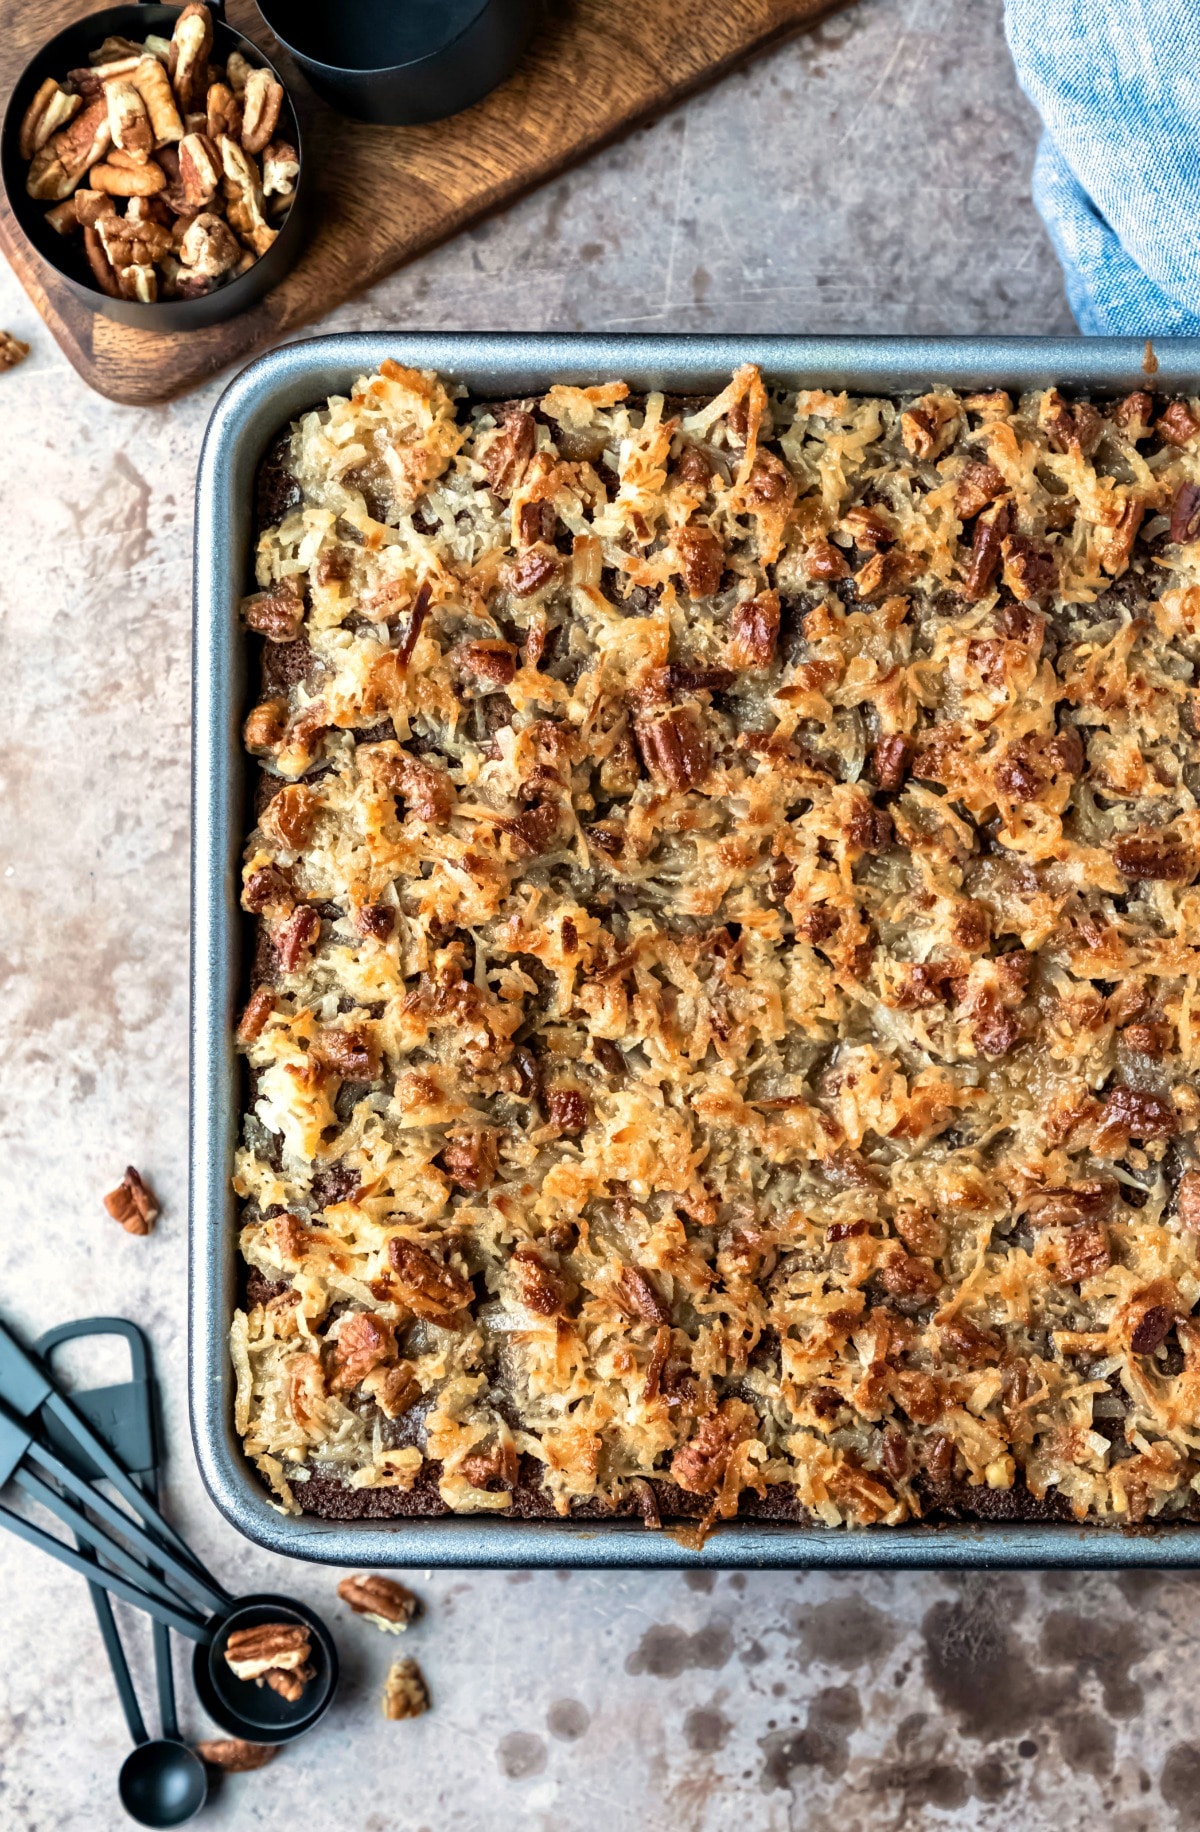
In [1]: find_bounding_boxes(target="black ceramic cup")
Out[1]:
[252,0,536,126]
[0,0,306,331]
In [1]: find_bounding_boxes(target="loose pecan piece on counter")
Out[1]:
[103,1165,159,1235]
[337,1574,421,1632]
[0,332,30,373]
[383,1658,430,1721]
[194,1738,278,1772]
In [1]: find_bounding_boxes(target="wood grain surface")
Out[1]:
[0,0,831,405]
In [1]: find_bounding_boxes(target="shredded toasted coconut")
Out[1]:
[231,366,1200,1530]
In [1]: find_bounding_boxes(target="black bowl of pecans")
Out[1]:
[0,1,305,329]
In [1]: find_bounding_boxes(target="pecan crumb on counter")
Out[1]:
[194,1738,278,1772]
[382,1657,430,1721]
[102,1165,158,1235]
[0,332,29,371]
[230,364,1200,1536]
[337,1573,421,1632]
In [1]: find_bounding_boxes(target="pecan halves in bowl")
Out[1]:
[170,3,214,114]
[25,98,111,200]
[105,81,153,163]
[130,54,183,145]
[19,79,81,161]
[240,67,284,156]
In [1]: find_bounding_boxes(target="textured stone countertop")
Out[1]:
[3,3,1194,1828]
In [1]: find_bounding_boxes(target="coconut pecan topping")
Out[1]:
[230,367,1200,1535]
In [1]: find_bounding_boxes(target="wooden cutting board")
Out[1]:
[0,0,831,405]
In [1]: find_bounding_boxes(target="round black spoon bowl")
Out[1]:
[118,1740,208,1829]
[193,1594,338,1744]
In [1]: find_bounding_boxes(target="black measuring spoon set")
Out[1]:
[0,1314,338,1826]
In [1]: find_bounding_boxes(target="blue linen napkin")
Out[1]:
[1006,0,1200,334]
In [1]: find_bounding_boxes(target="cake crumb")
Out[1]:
[383,1657,429,1720]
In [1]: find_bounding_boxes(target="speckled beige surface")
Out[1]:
[6,3,1198,1828]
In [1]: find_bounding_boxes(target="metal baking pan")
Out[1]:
[192,330,1200,1568]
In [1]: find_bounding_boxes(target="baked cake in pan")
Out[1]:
[231,363,1200,1531]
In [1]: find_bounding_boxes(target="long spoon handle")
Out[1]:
[24,1436,226,1615]
[85,1573,148,1746]
[0,1503,210,1642]
[13,1469,199,1613]
[41,1392,228,1601]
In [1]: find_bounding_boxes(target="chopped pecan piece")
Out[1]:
[670,1399,757,1495]
[1025,1180,1115,1227]
[102,1166,159,1236]
[805,538,850,581]
[19,79,81,161]
[954,459,1005,520]
[1170,482,1200,544]
[517,498,557,547]
[388,1237,473,1324]
[260,783,317,850]
[1114,390,1154,435]
[314,1025,381,1080]
[843,505,896,550]
[456,639,517,685]
[900,396,958,460]
[881,1428,909,1480]
[1113,833,1194,882]
[357,902,395,942]
[879,1249,942,1305]
[845,798,893,854]
[274,905,319,973]
[242,863,293,914]
[383,1657,429,1720]
[743,450,794,506]
[676,444,712,486]
[1001,534,1057,601]
[962,499,1011,599]
[512,1245,570,1317]
[244,698,287,754]
[439,1128,499,1192]
[1131,1303,1175,1356]
[505,550,558,597]
[869,734,911,791]
[194,1738,277,1772]
[936,1317,1001,1364]
[728,589,781,669]
[328,1313,395,1394]
[854,549,919,601]
[505,800,562,858]
[364,745,454,825]
[483,408,536,496]
[337,1574,420,1632]
[634,705,708,792]
[265,1665,313,1702]
[224,1621,311,1682]
[1095,1086,1178,1148]
[1157,400,1200,446]
[663,663,735,695]
[674,524,725,597]
[1043,392,1103,457]
[972,1002,1022,1060]
[546,1086,589,1133]
[615,1263,670,1325]
[1177,1169,1200,1234]
[237,986,275,1042]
